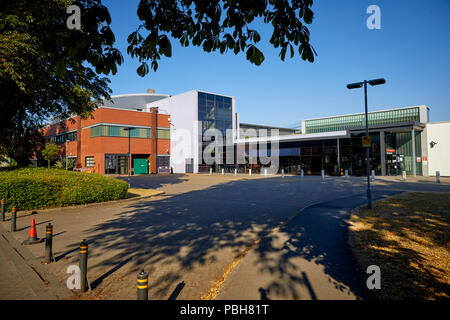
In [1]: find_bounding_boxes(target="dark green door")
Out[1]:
[133,158,148,175]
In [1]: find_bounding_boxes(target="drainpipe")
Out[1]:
[150,107,158,174]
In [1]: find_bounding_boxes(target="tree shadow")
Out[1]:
[51,176,450,300]
[168,281,186,300]
[348,192,450,299]
[91,257,132,290]
[115,174,188,190]
[250,191,401,300]
[78,178,312,298]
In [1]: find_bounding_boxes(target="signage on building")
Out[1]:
[362,136,371,147]
[386,148,395,154]
[417,157,421,163]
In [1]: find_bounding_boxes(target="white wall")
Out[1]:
[426,122,450,176]
[147,91,198,173]
[147,90,236,174]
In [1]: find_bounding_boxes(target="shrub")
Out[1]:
[0,167,128,211]
[54,158,75,170]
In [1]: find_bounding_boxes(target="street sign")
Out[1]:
[362,135,371,147]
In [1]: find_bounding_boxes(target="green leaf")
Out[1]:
[55,59,66,77]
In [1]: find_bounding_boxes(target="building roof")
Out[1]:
[98,93,170,111]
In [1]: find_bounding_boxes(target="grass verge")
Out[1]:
[348,192,450,299]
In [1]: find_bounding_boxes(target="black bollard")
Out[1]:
[44,223,54,264]
[1,199,5,221]
[10,207,16,232]
[79,239,88,292]
[137,269,149,300]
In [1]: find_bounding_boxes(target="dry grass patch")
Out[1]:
[348,192,450,299]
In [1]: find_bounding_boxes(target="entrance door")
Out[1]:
[386,154,404,176]
[133,158,148,175]
[105,154,129,175]
[185,158,194,173]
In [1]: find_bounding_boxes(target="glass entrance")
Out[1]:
[105,154,129,175]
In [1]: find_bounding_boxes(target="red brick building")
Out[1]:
[43,105,171,175]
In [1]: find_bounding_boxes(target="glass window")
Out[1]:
[198,92,207,100]
[85,156,95,168]
[157,129,170,139]
[90,125,151,138]
[91,126,102,137]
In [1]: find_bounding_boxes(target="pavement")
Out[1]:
[0,173,449,300]
[0,223,71,300]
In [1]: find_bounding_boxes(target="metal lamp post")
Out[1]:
[123,127,135,187]
[347,78,386,209]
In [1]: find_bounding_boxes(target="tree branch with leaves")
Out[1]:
[127,0,316,76]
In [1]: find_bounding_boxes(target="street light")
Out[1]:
[123,127,135,187]
[347,78,386,209]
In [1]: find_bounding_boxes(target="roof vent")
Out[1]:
[146,88,155,94]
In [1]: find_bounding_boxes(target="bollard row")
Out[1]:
[3,205,153,299]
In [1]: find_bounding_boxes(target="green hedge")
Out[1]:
[0,167,128,211]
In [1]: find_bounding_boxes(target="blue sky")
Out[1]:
[105,0,450,128]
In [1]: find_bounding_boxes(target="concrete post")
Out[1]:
[301,169,304,177]
[209,167,212,175]
[281,169,284,178]
[221,168,224,176]
[345,170,349,179]
[371,170,375,181]
[249,169,252,176]
[402,171,407,181]
[234,168,237,176]
[436,171,440,183]
[321,170,325,180]
[264,168,267,176]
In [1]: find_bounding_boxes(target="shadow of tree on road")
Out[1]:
[81,177,322,299]
[55,176,450,300]
[250,191,401,300]
[115,174,188,190]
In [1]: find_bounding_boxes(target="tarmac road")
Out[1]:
[1,173,449,300]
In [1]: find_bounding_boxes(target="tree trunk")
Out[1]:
[48,159,50,168]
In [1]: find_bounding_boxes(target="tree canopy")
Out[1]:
[0,0,122,165]
[128,0,316,76]
[0,0,315,165]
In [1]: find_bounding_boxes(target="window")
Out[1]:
[304,107,420,133]
[90,125,151,138]
[157,129,170,139]
[85,156,95,168]
[46,131,77,144]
